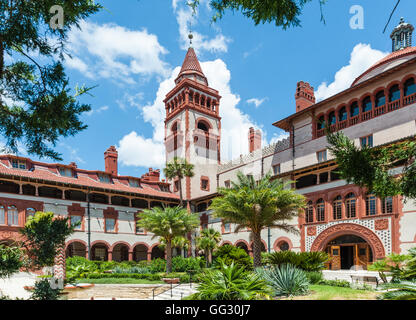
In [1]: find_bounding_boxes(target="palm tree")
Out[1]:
[158,236,190,258]
[196,228,221,267]
[209,172,306,268]
[137,206,199,273]
[164,157,194,207]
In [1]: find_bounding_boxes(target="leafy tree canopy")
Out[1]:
[20,211,75,269]
[0,244,24,279]
[189,0,326,29]
[326,130,416,200]
[0,0,102,160]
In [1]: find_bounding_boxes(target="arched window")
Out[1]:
[350,102,359,117]
[197,121,209,132]
[316,199,325,222]
[362,96,372,113]
[26,208,36,222]
[375,91,386,107]
[328,112,336,125]
[0,206,4,225]
[366,194,377,216]
[332,196,342,220]
[305,201,314,223]
[317,116,325,130]
[7,205,19,226]
[389,85,401,102]
[338,107,347,122]
[345,193,356,218]
[404,78,416,96]
[382,197,393,214]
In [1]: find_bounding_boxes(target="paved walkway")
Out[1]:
[153,283,198,300]
[0,272,38,300]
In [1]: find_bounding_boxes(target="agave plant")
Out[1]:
[256,263,309,297]
[190,263,271,300]
[378,281,416,300]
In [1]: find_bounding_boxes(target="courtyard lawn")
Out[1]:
[283,285,379,300]
[80,278,165,285]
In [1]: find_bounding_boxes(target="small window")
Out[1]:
[201,178,209,191]
[7,206,19,226]
[70,215,82,230]
[105,218,116,233]
[366,195,377,216]
[332,196,342,220]
[317,150,327,163]
[273,164,281,176]
[0,206,5,225]
[129,179,140,188]
[59,167,73,177]
[98,174,112,184]
[382,197,393,214]
[12,159,26,170]
[360,135,373,148]
[345,193,356,218]
[305,201,314,223]
[316,199,325,222]
[223,222,231,233]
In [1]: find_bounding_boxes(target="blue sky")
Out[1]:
[8,0,416,177]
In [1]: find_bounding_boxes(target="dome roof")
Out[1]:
[351,46,416,87]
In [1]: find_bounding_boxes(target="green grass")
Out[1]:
[79,278,165,285]
[284,285,378,300]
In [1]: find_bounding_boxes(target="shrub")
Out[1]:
[190,263,271,300]
[377,281,416,300]
[0,245,24,279]
[113,266,151,274]
[318,279,351,288]
[213,245,253,271]
[31,278,62,300]
[256,264,309,297]
[172,256,205,272]
[305,271,323,284]
[263,251,329,272]
[149,258,166,273]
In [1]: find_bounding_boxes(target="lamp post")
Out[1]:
[268,227,271,253]
[87,190,91,260]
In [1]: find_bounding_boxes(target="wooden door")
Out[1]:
[330,246,341,270]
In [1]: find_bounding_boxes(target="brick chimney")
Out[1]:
[248,127,262,153]
[141,168,160,182]
[295,81,315,112]
[104,146,118,176]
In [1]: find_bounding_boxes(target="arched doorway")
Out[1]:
[112,243,130,262]
[66,241,87,258]
[133,244,148,262]
[151,245,164,260]
[310,223,385,270]
[91,243,109,261]
[325,235,373,270]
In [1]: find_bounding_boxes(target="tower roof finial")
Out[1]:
[188,21,193,48]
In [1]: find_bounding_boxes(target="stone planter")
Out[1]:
[162,278,180,284]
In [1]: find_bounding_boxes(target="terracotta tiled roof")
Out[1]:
[178,47,205,78]
[352,46,416,87]
[0,158,179,200]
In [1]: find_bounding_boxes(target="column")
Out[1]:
[35,185,39,196]
[128,251,133,261]
[108,251,113,261]
[19,184,23,195]
[62,189,65,200]
[147,251,152,262]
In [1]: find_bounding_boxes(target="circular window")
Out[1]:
[279,242,290,251]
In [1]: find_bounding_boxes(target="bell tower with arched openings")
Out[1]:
[164,39,222,204]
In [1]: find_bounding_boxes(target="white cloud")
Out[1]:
[85,105,109,116]
[116,93,144,111]
[247,97,267,108]
[173,1,231,54]
[315,44,389,101]
[66,21,170,83]
[118,59,262,169]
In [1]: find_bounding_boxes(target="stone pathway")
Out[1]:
[152,283,198,300]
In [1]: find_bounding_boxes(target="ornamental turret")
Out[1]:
[391,17,414,52]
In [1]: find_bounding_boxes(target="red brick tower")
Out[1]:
[295,81,315,112]
[104,146,118,176]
